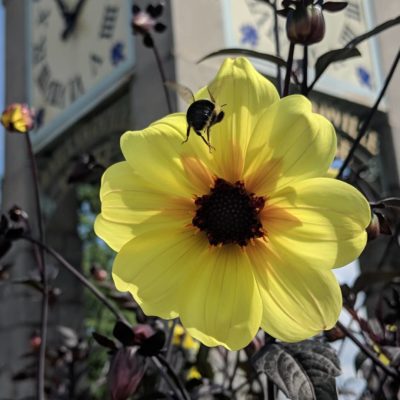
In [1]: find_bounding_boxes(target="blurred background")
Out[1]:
[0,0,399,398]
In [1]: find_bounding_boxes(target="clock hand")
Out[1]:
[61,0,87,41]
[54,0,68,15]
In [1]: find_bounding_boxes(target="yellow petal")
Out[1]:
[180,245,262,350]
[121,114,215,197]
[195,58,280,181]
[263,177,370,269]
[248,242,342,341]
[244,96,336,195]
[112,228,206,319]
[94,215,136,252]
[95,162,193,251]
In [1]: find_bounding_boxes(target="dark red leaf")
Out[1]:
[322,2,348,12]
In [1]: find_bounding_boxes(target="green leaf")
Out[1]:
[353,271,400,294]
[198,48,287,67]
[253,340,340,400]
[314,47,361,82]
[346,15,400,48]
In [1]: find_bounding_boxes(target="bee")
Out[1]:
[166,82,226,152]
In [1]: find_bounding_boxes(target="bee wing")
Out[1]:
[165,81,195,104]
[208,79,222,103]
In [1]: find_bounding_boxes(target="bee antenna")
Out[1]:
[207,88,216,103]
[221,104,227,108]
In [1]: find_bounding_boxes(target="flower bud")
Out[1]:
[1,103,35,133]
[286,4,325,45]
[132,324,155,345]
[30,332,42,351]
[90,263,108,282]
[366,212,392,241]
[132,11,156,35]
[108,347,146,400]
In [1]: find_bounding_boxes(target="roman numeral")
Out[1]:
[89,53,103,76]
[46,81,66,108]
[99,6,119,39]
[69,75,85,103]
[340,24,356,45]
[37,8,51,25]
[245,0,270,28]
[33,36,46,65]
[346,1,361,21]
[37,63,51,94]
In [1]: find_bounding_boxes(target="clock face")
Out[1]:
[222,0,382,106]
[29,0,135,151]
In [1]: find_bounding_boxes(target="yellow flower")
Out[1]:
[186,366,202,381]
[1,103,35,133]
[95,58,370,350]
[172,324,200,351]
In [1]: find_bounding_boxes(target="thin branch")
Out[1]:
[228,350,241,391]
[157,354,191,400]
[283,43,295,97]
[337,49,400,179]
[272,0,282,95]
[165,318,177,363]
[151,356,185,400]
[151,39,173,113]
[20,236,128,324]
[25,133,47,400]
[336,321,398,378]
[267,377,276,400]
[301,45,308,95]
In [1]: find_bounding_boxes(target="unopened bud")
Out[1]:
[367,212,392,241]
[90,264,108,282]
[286,4,325,45]
[9,205,29,223]
[108,347,146,400]
[1,103,35,133]
[132,324,155,345]
[30,332,42,351]
[245,334,264,357]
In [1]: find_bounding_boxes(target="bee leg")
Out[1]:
[206,125,211,144]
[196,130,215,153]
[205,127,216,153]
[182,125,191,144]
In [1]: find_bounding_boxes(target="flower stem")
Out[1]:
[21,235,129,324]
[165,318,177,362]
[283,43,295,97]
[272,0,282,95]
[267,377,275,400]
[336,321,398,378]
[25,133,47,400]
[151,40,173,113]
[337,49,400,179]
[157,354,191,400]
[228,350,241,391]
[301,45,308,95]
[151,356,185,400]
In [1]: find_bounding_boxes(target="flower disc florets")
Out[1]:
[193,178,265,246]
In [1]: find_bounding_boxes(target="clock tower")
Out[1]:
[1,0,174,397]
[30,0,135,151]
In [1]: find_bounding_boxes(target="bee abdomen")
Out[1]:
[187,100,215,131]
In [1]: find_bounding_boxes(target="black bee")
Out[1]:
[166,82,226,152]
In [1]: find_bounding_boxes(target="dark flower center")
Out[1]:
[192,178,265,246]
